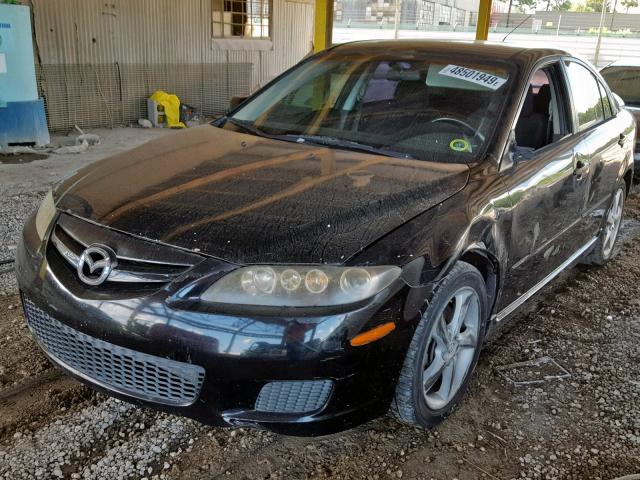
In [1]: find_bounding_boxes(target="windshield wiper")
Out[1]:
[287,134,413,159]
[226,118,271,138]
[226,122,412,159]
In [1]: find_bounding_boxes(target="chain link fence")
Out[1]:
[36,63,252,132]
[333,1,640,67]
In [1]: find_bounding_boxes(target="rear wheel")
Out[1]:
[391,261,488,429]
[585,185,625,266]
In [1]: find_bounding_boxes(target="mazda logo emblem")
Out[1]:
[77,244,116,286]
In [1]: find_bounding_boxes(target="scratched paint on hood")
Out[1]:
[55,125,469,264]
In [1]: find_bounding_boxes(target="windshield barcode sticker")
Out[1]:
[438,65,507,90]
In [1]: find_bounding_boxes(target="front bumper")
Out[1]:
[16,213,418,436]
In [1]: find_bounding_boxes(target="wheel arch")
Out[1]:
[412,215,507,323]
[623,167,633,196]
[458,247,500,315]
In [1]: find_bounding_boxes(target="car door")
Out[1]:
[562,59,625,240]
[497,60,590,310]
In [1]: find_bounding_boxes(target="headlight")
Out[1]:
[200,265,402,307]
[35,190,56,240]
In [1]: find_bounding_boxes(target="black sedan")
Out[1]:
[16,41,636,436]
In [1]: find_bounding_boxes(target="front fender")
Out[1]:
[350,171,512,326]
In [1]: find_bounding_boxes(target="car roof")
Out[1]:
[602,59,640,69]
[330,40,571,62]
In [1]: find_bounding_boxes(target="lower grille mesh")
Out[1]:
[255,380,333,414]
[23,297,205,406]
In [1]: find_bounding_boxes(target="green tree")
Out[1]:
[544,0,573,10]
[621,0,638,12]
[516,0,537,11]
[584,0,612,11]
[506,0,537,27]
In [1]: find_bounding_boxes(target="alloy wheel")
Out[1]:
[421,287,481,411]
[603,188,624,258]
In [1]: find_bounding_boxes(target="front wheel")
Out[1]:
[391,261,488,429]
[585,185,625,266]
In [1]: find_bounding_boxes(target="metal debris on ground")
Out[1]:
[0,146,39,155]
[75,133,100,146]
[52,140,88,155]
[495,355,571,386]
[0,258,15,275]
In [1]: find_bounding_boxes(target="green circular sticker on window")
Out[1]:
[449,138,471,152]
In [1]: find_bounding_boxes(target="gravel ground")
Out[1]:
[1,128,639,479]
[0,127,171,295]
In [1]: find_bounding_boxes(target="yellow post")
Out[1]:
[314,0,334,52]
[475,0,492,41]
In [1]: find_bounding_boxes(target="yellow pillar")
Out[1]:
[314,0,334,52]
[475,0,492,41]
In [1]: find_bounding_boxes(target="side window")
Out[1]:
[514,65,567,151]
[597,80,614,119]
[564,61,605,131]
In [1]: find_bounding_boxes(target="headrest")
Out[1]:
[520,85,535,117]
[394,80,426,101]
[534,84,551,114]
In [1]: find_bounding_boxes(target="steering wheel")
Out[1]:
[430,117,485,143]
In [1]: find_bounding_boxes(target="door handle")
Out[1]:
[618,133,626,147]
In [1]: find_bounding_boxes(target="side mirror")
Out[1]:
[501,130,535,170]
[229,95,248,110]
[612,92,625,109]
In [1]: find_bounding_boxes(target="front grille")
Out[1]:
[48,213,203,288]
[23,297,205,406]
[255,380,333,414]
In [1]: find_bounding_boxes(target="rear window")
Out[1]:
[601,66,640,107]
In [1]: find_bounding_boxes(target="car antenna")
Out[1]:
[502,14,534,43]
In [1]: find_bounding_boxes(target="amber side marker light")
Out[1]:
[350,322,396,347]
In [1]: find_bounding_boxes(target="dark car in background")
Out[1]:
[16,41,636,436]
[601,60,640,174]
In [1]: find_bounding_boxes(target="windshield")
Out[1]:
[601,66,640,107]
[226,51,513,163]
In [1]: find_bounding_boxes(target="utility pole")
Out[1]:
[610,0,618,29]
[594,0,607,66]
[394,0,403,38]
[506,0,513,27]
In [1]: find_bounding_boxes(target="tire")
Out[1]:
[391,261,488,429]
[584,184,625,266]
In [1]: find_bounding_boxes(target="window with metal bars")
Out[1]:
[438,4,451,25]
[418,1,435,26]
[454,8,465,27]
[212,0,271,39]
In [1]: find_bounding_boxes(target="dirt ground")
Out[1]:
[1,128,639,480]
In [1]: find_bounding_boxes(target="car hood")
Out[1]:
[55,126,469,264]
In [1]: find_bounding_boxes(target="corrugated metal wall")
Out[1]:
[28,0,314,130]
